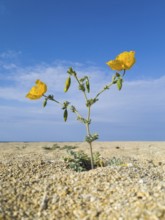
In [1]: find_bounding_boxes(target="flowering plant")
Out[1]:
[26,51,136,169]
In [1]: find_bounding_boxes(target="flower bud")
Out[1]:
[64,77,71,92]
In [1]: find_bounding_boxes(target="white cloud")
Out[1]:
[0,50,22,59]
[0,58,165,141]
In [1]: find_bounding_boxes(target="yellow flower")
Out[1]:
[106,59,123,71]
[26,79,47,100]
[106,51,136,71]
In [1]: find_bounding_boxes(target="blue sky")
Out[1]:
[0,0,165,141]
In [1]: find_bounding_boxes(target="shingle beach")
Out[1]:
[0,142,165,220]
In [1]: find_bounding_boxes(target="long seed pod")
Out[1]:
[86,79,90,93]
[43,99,47,107]
[63,109,68,122]
[64,77,71,92]
[117,78,123,90]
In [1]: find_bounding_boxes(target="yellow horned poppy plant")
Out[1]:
[26,79,47,100]
[106,51,136,71]
[26,51,136,170]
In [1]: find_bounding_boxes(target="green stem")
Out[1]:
[89,142,94,169]
[74,75,88,101]
[95,81,114,100]
[95,69,126,100]
[43,95,83,119]
[86,106,94,169]
[43,94,60,104]
[74,75,94,169]
[122,69,126,76]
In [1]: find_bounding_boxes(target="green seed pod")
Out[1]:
[64,77,71,92]
[43,99,47,107]
[63,109,68,122]
[117,78,123,90]
[86,80,90,93]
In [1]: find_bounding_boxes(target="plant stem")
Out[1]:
[123,69,126,76]
[95,81,113,100]
[43,95,83,119]
[86,105,94,169]
[74,75,88,101]
[89,142,94,169]
[43,94,60,104]
[74,74,94,169]
[95,69,126,100]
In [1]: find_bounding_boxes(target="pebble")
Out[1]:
[0,149,165,220]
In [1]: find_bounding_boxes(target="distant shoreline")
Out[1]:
[1,141,165,163]
[0,140,165,143]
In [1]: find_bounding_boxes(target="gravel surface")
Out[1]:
[0,142,165,220]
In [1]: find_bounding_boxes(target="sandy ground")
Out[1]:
[0,142,165,220]
[0,141,165,163]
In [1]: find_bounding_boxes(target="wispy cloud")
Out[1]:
[0,53,165,141]
[0,50,22,59]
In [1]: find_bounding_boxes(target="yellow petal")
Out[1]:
[106,59,123,71]
[116,51,136,70]
[26,79,47,100]
[107,51,136,71]
[35,79,47,94]
[26,93,41,100]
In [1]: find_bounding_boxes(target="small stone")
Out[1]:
[0,143,164,220]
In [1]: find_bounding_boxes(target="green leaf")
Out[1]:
[62,101,70,110]
[85,133,99,143]
[86,98,98,107]
[79,76,88,83]
[70,105,76,112]
[117,78,123,90]
[67,67,77,77]
[116,72,120,77]
[79,84,85,92]
[63,109,68,122]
